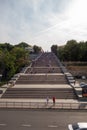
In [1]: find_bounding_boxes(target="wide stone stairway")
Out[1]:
[15,74,68,84]
[2,52,77,99]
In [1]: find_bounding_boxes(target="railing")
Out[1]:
[0,101,87,109]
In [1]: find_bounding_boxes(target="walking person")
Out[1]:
[74,80,76,85]
[52,96,55,105]
[46,96,49,105]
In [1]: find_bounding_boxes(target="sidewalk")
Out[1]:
[0,98,78,103]
[0,98,87,109]
[13,84,71,88]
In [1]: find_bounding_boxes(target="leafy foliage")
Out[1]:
[0,42,42,81]
[51,40,87,62]
[15,42,30,48]
[33,45,42,54]
[51,45,58,56]
[0,42,30,81]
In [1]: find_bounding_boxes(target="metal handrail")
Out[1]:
[0,101,87,109]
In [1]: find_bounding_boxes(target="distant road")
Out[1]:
[0,109,87,130]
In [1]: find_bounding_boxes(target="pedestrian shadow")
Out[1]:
[42,102,49,108]
[42,103,55,108]
[48,104,56,109]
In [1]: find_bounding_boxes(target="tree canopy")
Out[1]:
[33,45,42,54]
[51,40,87,62]
[0,42,42,81]
[51,45,58,56]
[15,42,30,48]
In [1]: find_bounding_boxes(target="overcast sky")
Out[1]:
[0,0,87,51]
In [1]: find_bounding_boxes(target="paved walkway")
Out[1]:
[0,98,87,109]
[0,98,78,103]
[13,84,71,88]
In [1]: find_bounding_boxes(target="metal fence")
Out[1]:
[0,101,87,109]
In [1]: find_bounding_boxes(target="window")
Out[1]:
[72,124,79,130]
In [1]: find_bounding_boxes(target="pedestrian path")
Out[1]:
[0,98,87,109]
[13,84,71,88]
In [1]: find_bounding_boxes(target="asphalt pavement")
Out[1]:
[0,109,87,130]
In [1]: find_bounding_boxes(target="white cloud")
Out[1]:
[0,0,87,51]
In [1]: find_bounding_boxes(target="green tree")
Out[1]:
[58,46,65,61]
[2,51,15,80]
[33,45,42,54]
[51,45,58,56]
[64,40,79,61]
[15,42,30,48]
[78,41,87,61]
[11,47,29,72]
[0,43,13,51]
